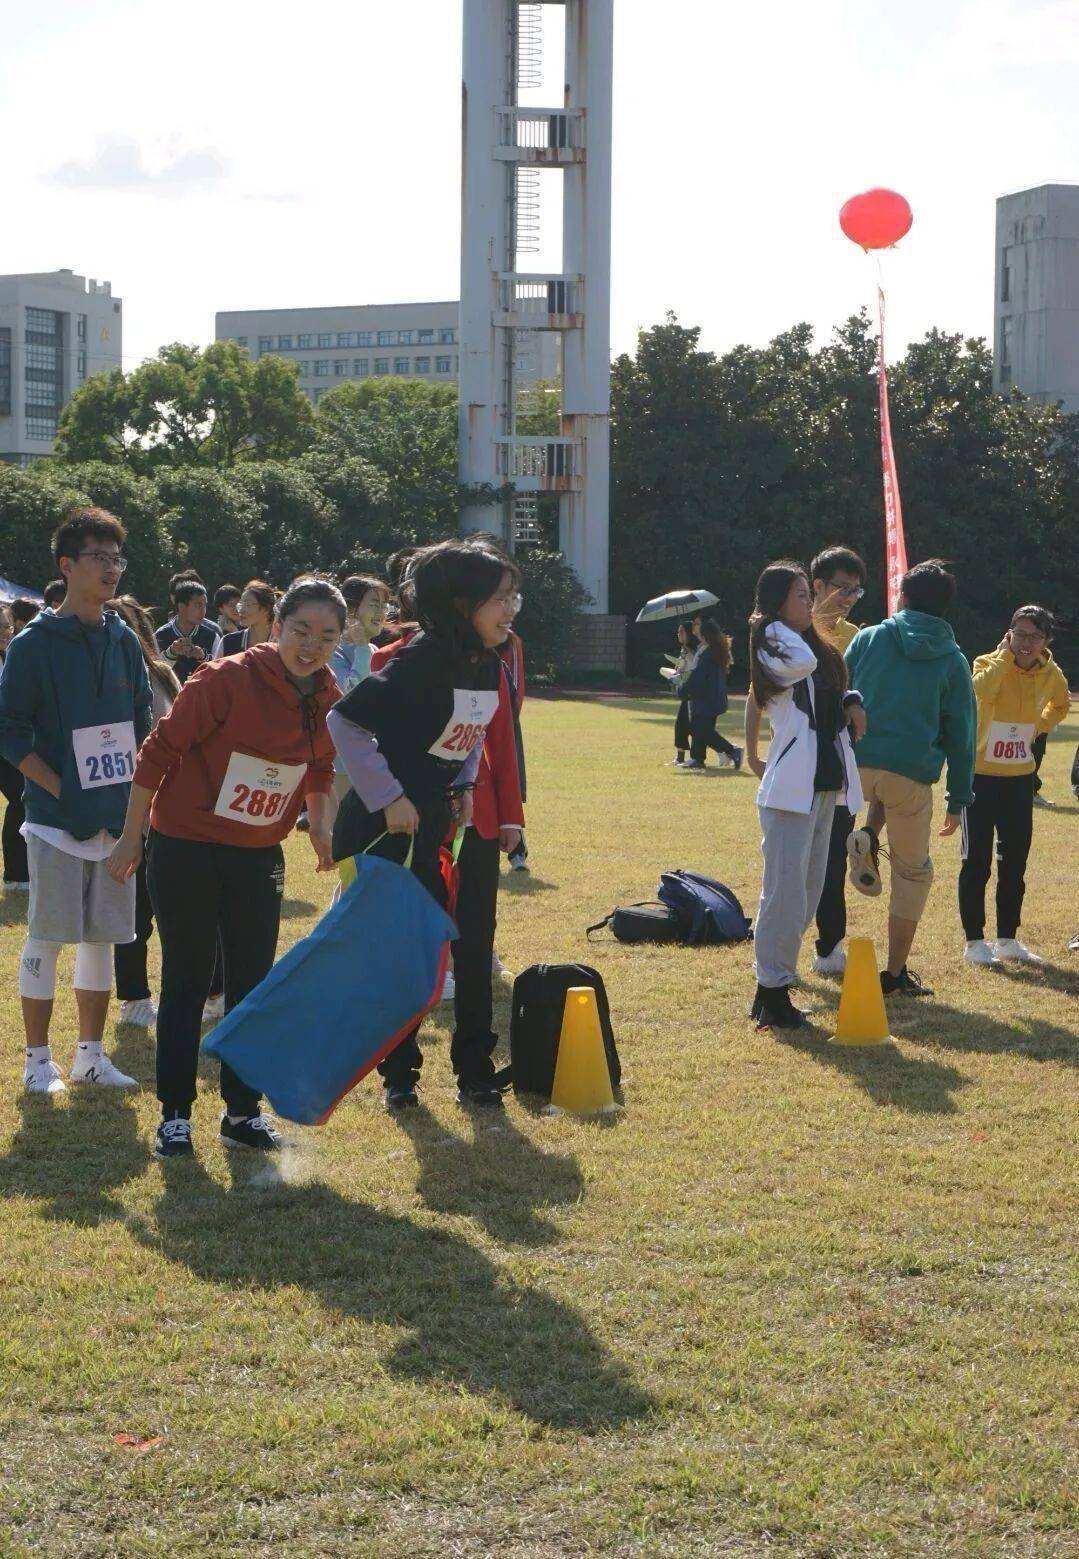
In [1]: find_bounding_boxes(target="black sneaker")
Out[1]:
[155,1114,194,1160]
[456,1081,505,1109]
[732,746,744,772]
[880,966,933,998]
[749,983,809,1030]
[384,1083,419,1111]
[219,1113,284,1151]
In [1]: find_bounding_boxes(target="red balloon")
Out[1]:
[839,188,913,251]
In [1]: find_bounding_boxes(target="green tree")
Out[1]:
[153,467,260,594]
[55,343,314,472]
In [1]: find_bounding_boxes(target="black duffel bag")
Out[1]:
[586,902,682,944]
[507,962,621,1100]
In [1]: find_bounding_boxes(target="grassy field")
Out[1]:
[1,694,1076,1557]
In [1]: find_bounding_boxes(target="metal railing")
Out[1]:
[498,273,582,319]
[496,107,585,157]
[497,436,581,484]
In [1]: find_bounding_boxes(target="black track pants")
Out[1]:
[451,828,502,1087]
[958,773,1034,940]
[815,804,854,957]
[114,857,155,1001]
[148,830,284,1118]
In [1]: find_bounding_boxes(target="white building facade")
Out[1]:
[215,300,559,405]
[0,270,122,465]
[994,184,1079,412]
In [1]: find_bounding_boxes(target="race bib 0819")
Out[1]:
[213,751,307,826]
[428,690,499,761]
[985,720,1036,766]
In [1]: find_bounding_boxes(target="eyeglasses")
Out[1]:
[1010,629,1046,645]
[492,592,523,611]
[79,551,127,574]
[825,581,864,600]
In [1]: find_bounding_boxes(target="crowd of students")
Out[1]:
[1,513,1073,1141]
[0,509,529,1158]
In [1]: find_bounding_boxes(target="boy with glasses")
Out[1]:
[745,545,868,974]
[0,508,152,1093]
[959,606,1069,966]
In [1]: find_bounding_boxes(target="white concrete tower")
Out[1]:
[459,0,613,617]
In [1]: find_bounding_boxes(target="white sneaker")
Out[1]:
[70,1053,138,1088]
[993,937,1043,964]
[963,939,1001,967]
[202,993,225,1024]
[3,880,30,893]
[24,1057,66,1095]
[491,952,508,975]
[440,971,456,1002]
[666,758,686,767]
[119,998,157,1029]
[676,761,706,774]
[812,945,847,976]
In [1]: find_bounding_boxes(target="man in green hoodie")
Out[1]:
[843,560,976,997]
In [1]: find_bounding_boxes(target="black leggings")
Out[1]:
[0,757,27,885]
[335,788,452,1092]
[958,773,1034,940]
[674,699,691,756]
[815,804,854,957]
[690,717,739,766]
[147,830,284,1118]
[452,828,502,1087]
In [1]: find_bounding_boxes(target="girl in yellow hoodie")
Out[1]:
[959,605,1070,966]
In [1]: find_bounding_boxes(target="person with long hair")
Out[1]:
[220,579,278,656]
[958,604,1069,966]
[680,619,742,773]
[107,595,181,1029]
[665,621,699,767]
[748,562,866,1029]
[328,541,519,1109]
[330,575,390,696]
[107,578,344,1158]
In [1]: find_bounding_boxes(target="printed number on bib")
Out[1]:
[213,752,307,826]
[428,689,499,761]
[985,720,1036,766]
[73,722,137,790]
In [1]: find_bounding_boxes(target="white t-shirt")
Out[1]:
[21,823,115,862]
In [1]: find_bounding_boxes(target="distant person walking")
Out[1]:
[680,620,742,773]
[958,605,1069,966]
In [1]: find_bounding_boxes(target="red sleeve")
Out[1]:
[133,660,233,795]
[486,668,524,828]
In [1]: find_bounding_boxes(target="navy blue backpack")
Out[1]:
[656,870,753,945]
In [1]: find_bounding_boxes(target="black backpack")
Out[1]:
[586,902,682,944]
[508,963,621,1100]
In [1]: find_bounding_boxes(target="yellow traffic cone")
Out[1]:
[547,987,621,1115]
[829,937,894,1046]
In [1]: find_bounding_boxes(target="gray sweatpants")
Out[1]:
[754,791,839,988]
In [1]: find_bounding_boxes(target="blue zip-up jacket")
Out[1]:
[0,609,153,839]
[685,651,729,723]
[844,610,976,811]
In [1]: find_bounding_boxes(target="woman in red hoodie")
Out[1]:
[108,577,344,1159]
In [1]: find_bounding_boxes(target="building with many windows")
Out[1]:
[0,270,122,465]
[994,184,1079,412]
[214,299,558,404]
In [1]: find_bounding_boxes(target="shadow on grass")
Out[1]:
[394,1103,585,1246]
[776,1027,971,1115]
[0,1060,650,1433]
[280,897,319,920]
[0,894,29,929]
[897,987,1078,1068]
[499,870,558,894]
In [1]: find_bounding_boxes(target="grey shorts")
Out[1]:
[26,835,135,945]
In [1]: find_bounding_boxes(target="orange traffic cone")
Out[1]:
[829,937,894,1046]
[547,987,621,1115]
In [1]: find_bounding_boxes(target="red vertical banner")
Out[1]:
[877,285,908,615]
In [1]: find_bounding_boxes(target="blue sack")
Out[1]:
[202,852,456,1124]
[657,869,753,946]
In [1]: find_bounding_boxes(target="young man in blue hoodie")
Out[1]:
[0,508,152,1093]
[843,560,976,997]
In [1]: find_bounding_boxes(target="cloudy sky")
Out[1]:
[3,0,1077,371]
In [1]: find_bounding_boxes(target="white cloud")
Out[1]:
[50,139,228,194]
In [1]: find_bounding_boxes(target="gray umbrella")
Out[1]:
[634,589,719,625]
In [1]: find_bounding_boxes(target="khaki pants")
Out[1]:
[859,767,935,922]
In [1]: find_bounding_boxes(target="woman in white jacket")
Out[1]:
[747,562,867,1029]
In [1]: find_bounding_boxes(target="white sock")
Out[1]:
[25,1044,52,1066]
[76,1039,104,1060]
